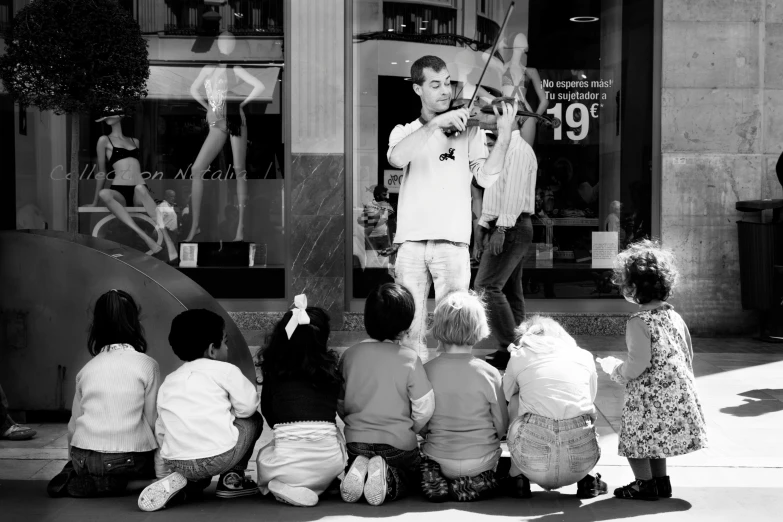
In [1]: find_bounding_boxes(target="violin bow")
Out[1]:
[465,1,516,112]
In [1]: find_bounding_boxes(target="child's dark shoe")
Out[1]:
[655,476,672,498]
[469,470,500,499]
[215,471,258,498]
[614,478,659,501]
[502,474,532,499]
[420,459,449,502]
[138,472,188,511]
[576,473,608,498]
[47,461,75,498]
[448,475,480,502]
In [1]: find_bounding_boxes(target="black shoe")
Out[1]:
[576,473,608,498]
[614,478,659,501]
[485,351,510,371]
[655,476,672,498]
[420,459,449,503]
[47,461,75,498]
[502,474,532,499]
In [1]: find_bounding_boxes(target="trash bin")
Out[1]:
[736,199,783,342]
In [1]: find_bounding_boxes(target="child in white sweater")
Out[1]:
[50,290,160,498]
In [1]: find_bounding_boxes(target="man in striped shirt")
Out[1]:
[474,121,538,370]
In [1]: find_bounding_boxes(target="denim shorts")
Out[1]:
[508,413,600,490]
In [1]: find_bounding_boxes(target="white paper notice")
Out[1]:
[591,232,618,269]
[179,243,198,268]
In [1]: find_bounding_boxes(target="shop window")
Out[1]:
[0,0,11,33]
[351,0,654,301]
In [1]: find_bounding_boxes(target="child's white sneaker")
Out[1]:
[340,455,370,503]
[138,472,188,512]
[364,456,388,506]
[268,479,318,507]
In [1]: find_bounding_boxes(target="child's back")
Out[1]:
[157,358,258,459]
[341,340,430,451]
[423,354,506,460]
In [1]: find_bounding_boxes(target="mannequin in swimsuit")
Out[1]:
[183,31,266,242]
[503,33,549,146]
[88,111,178,261]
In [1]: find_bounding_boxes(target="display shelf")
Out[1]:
[533,217,599,227]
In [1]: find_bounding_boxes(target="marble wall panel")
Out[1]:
[291,154,344,216]
[662,88,761,153]
[661,154,761,217]
[765,24,783,88]
[663,0,763,22]
[291,153,346,327]
[663,22,759,88]
[763,90,783,153]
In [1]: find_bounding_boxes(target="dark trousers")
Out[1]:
[474,214,534,352]
[67,447,156,497]
[347,442,421,501]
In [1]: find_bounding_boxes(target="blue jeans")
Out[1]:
[68,447,155,497]
[395,240,471,362]
[508,413,600,491]
[347,442,422,500]
[474,215,534,352]
[165,412,263,488]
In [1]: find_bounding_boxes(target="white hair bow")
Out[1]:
[285,294,310,339]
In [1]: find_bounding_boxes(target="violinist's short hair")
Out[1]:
[411,56,447,85]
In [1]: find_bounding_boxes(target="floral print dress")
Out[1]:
[614,305,708,458]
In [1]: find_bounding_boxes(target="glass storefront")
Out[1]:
[10,1,286,299]
[350,0,655,301]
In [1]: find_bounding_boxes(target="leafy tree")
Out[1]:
[0,0,149,232]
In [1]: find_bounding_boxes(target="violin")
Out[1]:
[448,97,562,132]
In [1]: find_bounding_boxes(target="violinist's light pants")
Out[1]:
[395,240,471,363]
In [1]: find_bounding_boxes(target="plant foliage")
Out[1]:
[0,0,149,115]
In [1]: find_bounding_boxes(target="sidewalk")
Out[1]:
[1,336,782,521]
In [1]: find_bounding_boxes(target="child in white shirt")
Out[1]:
[138,309,262,512]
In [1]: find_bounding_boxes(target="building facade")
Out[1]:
[2,0,777,335]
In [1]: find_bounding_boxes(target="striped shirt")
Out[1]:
[478,130,537,228]
[68,344,160,453]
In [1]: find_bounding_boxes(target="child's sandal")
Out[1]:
[613,478,659,501]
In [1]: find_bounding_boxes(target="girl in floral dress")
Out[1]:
[597,239,707,500]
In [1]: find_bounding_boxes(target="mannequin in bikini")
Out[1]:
[503,33,549,146]
[88,110,178,261]
[183,31,266,242]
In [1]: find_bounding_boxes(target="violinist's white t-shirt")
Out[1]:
[387,120,496,245]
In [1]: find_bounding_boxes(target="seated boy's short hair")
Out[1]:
[364,283,415,341]
[431,291,490,346]
[169,309,225,362]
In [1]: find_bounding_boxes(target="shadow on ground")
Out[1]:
[0,481,693,522]
[719,389,783,417]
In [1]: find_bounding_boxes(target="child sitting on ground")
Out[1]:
[256,295,347,507]
[420,291,508,502]
[137,309,263,511]
[50,289,160,498]
[597,239,707,500]
[339,283,434,506]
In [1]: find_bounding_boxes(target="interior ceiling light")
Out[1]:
[570,16,598,22]
[391,62,398,64]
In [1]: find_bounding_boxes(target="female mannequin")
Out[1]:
[88,111,178,261]
[183,31,266,242]
[503,33,549,145]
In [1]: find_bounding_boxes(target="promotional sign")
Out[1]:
[592,232,619,269]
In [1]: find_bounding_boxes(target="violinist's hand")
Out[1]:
[493,98,518,138]
[429,107,469,134]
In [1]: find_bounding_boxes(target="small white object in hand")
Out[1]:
[596,356,623,375]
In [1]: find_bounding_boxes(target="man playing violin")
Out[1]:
[383,55,517,363]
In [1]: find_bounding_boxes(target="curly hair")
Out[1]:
[612,239,679,304]
[260,307,341,391]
